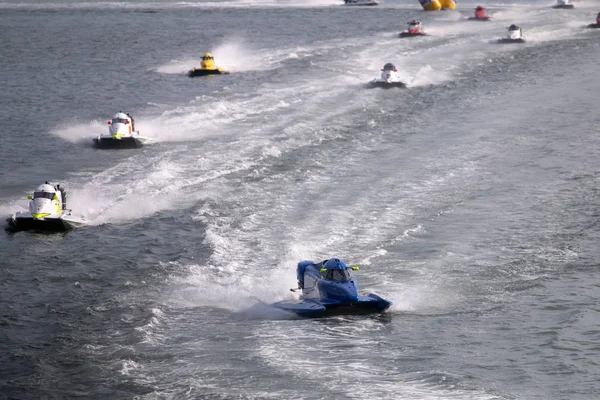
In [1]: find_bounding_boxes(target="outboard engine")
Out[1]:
[57,185,67,210]
[296,260,314,289]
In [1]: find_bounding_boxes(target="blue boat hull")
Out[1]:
[273,294,391,318]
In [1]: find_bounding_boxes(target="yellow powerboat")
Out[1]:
[188,52,229,77]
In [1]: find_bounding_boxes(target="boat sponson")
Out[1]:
[5,216,73,232]
[398,32,427,37]
[188,69,229,77]
[497,38,526,44]
[345,2,378,5]
[369,81,407,89]
[273,294,391,318]
[93,136,143,149]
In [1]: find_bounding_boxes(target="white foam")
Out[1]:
[155,40,268,74]
[154,59,197,75]
[119,359,141,376]
[409,64,453,87]
[164,260,298,313]
[50,119,106,145]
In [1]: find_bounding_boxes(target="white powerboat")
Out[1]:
[552,0,574,9]
[93,112,150,149]
[399,20,427,37]
[6,182,86,232]
[497,24,526,43]
[369,63,407,88]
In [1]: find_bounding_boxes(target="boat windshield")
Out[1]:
[112,117,128,124]
[33,191,55,200]
[325,268,352,282]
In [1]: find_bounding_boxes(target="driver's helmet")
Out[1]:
[383,62,397,71]
[508,24,519,31]
[33,183,57,200]
[408,20,422,30]
[113,112,128,119]
[323,258,349,270]
[202,52,214,60]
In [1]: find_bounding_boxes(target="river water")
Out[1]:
[1,0,599,398]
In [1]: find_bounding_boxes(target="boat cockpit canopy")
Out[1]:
[34,191,56,200]
[324,268,352,282]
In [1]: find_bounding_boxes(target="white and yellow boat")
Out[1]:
[93,112,149,149]
[6,182,85,232]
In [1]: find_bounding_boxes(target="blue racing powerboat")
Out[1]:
[272,258,392,318]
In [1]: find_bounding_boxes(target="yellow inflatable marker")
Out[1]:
[419,0,441,11]
[439,0,456,10]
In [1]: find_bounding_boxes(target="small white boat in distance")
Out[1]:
[497,24,526,43]
[368,63,407,88]
[93,112,150,149]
